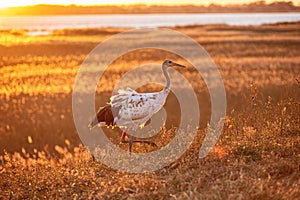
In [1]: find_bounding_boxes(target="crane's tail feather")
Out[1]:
[88,117,100,130]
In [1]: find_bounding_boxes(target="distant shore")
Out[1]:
[0,2,300,16]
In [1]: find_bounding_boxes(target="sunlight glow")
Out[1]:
[0,0,299,8]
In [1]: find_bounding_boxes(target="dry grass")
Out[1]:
[0,22,299,199]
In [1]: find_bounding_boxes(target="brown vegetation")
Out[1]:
[0,22,299,198]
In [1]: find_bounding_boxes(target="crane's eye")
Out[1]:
[168,61,172,63]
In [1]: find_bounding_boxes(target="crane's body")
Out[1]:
[111,88,169,129]
[89,60,186,154]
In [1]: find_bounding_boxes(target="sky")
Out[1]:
[0,0,299,8]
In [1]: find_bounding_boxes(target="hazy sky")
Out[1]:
[0,0,299,8]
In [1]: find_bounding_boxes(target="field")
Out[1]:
[0,22,299,199]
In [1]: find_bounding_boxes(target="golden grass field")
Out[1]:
[0,22,299,199]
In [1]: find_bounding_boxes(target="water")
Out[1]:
[0,13,299,34]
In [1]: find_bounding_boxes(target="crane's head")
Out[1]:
[162,60,186,69]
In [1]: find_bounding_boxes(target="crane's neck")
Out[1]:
[162,66,171,93]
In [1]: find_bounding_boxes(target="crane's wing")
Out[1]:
[110,88,167,128]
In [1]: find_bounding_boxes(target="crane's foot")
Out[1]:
[91,154,96,162]
[120,132,157,154]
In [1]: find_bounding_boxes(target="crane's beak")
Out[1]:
[172,62,186,68]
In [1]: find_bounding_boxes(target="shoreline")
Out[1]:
[1,13,300,34]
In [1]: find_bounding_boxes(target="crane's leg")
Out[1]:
[120,132,157,154]
[129,135,133,155]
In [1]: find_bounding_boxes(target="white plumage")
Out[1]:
[111,88,169,129]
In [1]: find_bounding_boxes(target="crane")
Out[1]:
[88,60,186,154]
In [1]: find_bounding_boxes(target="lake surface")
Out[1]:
[0,13,299,34]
